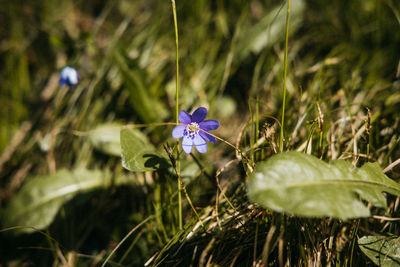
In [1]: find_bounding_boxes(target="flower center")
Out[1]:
[185,122,199,139]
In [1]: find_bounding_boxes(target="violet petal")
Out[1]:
[172,125,185,139]
[182,135,193,154]
[199,131,216,143]
[199,120,219,131]
[193,135,207,153]
[178,110,192,124]
[192,107,207,122]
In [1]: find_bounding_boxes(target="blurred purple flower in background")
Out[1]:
[59,66,79,87]
[172,107,220,154]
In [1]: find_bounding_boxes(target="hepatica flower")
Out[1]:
[172,107,220,154]
[59,66,79,87]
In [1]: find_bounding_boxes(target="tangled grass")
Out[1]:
[1,0,400,266]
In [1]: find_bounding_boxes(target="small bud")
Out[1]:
[59,66,79,88]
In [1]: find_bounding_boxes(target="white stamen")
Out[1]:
[185,122,199,139]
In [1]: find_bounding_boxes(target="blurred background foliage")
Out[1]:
[0,0,400,266]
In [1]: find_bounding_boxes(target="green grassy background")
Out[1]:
[0,0,400,266]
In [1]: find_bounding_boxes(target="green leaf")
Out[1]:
[88,123,122,156]
[120,128,169,172]
[180,161,201,184]
[2,168,111,234]
[247,151,400,219]
[358,235,400,266]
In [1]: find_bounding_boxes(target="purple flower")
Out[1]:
[172,107,220,154]
[60,66,79,87]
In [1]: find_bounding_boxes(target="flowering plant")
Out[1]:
[59,66,79,87]
[172,107,219,154]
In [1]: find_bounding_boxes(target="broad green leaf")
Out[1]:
[358,235,400,266]
[88,123,122,156]
[120,128,169,172]
[247,151,400,220]
[2,168,111,234]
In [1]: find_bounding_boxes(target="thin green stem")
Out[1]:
[171,0,182,230]
[101,215,155,267]
[177,160,182,230]
[176,168,204,227]
[171,1,179,122]
[280,0,290,152]
[71,122,178,137]
[118,230,144,264]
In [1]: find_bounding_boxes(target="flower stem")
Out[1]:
[280,0,290,152]
[171,1,179,123]
[171,0,182,230]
